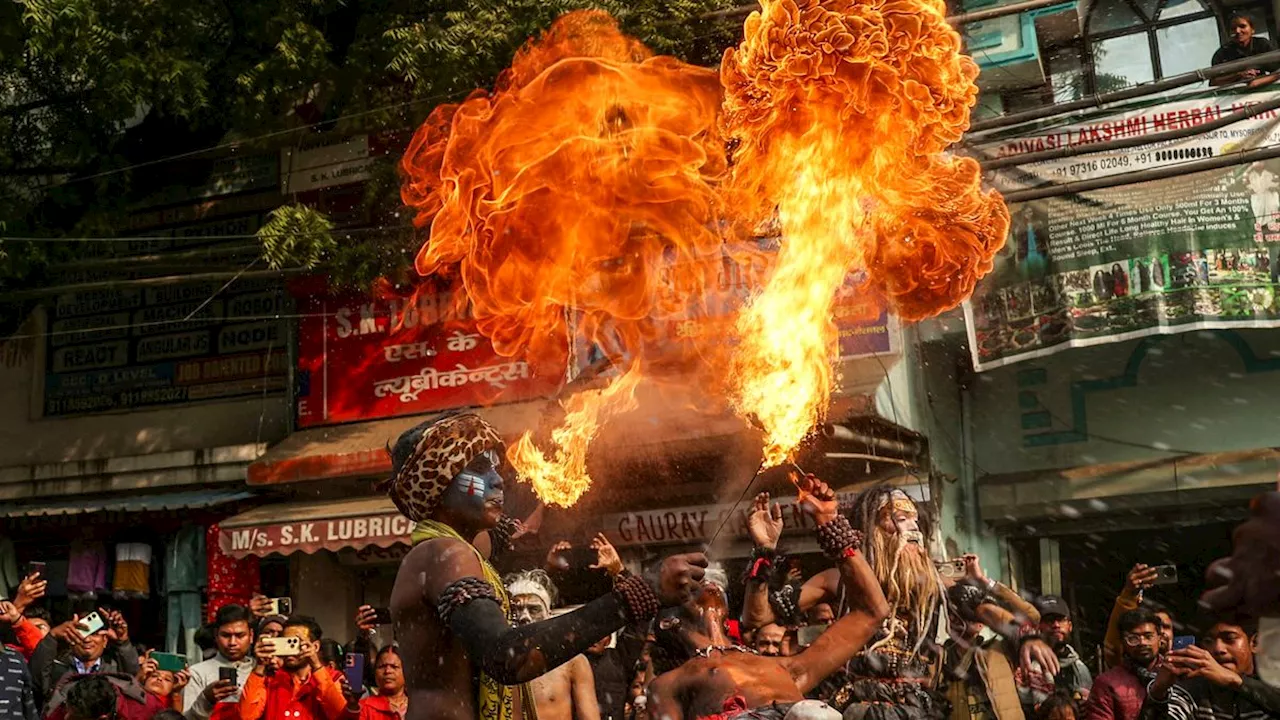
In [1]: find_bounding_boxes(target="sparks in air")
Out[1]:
[400,2,1008,506]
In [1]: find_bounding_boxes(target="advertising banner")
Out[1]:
[42,278,288,415]
[966,89,1280,371]
[294,289,565,427]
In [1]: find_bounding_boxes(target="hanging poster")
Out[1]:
[966,88,1280,371]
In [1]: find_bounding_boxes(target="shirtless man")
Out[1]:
[382,413,707,720]
[506,570,600,720]
[646,476,890,720]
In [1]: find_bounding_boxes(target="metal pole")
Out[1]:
[968,50,1280,135]
[979,95,1280,170]
[702,0,1072,25]
[1000,142,1280,203]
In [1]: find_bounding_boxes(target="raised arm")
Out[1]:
[778,477,890,694]
[741,493,839,629]
[423,538,706,685]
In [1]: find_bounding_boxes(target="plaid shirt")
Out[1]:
[0,647,37,720]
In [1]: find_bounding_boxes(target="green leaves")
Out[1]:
[3,0,742,291]
[259,204,337,271]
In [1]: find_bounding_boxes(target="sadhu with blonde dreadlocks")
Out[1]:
[380,413,709,720]
[744,486,1061,720]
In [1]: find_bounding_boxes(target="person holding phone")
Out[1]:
[30,608,139,704]
[184,605,256,720]
[238,616,347,720]
[1140,615,1280,720]
[139,651,193,710]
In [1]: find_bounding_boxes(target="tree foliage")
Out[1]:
[0,0,741,295]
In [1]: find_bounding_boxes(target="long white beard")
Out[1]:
[872,530,939,640]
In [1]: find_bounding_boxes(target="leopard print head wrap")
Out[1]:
[378,413,505,522]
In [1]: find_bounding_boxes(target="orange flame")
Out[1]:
[401,3,1007,503]
[508,365,643,506]
[400,11,726,504]
[720,0,1009,465]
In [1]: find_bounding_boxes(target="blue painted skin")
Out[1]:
[440,449,506,521]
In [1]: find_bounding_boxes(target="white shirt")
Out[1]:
[184,653,255,720]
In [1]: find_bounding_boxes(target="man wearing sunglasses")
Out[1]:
[1084,609,1162,720]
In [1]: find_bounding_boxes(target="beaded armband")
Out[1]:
[436,577,500,625]
[612,575,660,624]
[816,515,863,561]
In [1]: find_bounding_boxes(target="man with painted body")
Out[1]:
[743,487,1059,720]
[645,476,889,720]
[505,571,599,720]
[382,413,707,720]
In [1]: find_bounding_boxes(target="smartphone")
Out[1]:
[152,651,187,672]
[218,667,238,684]
[266,597,293,616]
[796,624,826,648]
[1151,565,1179,586]
[371,607,393,625]
[551,548,599,572]
[343,653,365,693]
[264,635,301,657]
[78,611,106,637]
[1173,635,1196,650]
[25,561,45,578]
[934,559,965,580]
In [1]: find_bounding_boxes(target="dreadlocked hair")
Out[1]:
[850,485,941,643]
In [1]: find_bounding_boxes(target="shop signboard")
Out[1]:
[221,511,414,557]
[293,287,565,427]
[601,483,929,547]
[281,135,375,194]
[966,88,1280,371]
[42,277,288,415]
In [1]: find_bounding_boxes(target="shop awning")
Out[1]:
[247,401,550,485]
[0,488,256,518]
[248,395,757,486]
[217,496,412,558]
[980,447,1280,534]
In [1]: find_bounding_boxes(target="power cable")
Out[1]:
[0,90,462,201]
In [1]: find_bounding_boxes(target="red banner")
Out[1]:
[295,285,565,427]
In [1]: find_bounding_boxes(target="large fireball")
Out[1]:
[400,3,1008,503]
[721,0,1009,465]
[401,11,726,506]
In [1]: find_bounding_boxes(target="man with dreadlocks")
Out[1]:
[381,413,708,720]
[743,486,1059,720]
[646,476,888,720]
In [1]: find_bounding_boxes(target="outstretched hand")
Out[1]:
[589,533,624,577]
[747,493,784,550]
[795,474,839,526]
[656,553,709,606]
[1021,638,1061,678]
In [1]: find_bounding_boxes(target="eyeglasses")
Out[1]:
[1123,632,1157,645]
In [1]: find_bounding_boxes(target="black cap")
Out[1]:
[1036,595,1072,620]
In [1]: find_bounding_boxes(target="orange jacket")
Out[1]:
[238,668,351,720]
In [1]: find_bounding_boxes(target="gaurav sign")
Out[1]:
[601,484,929,547]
